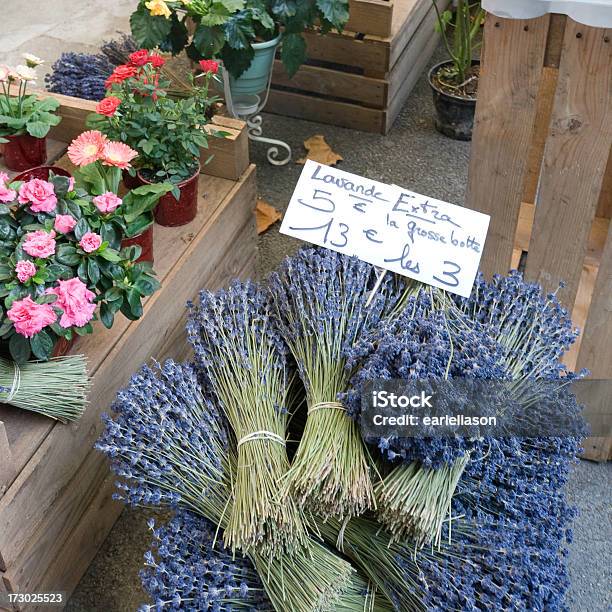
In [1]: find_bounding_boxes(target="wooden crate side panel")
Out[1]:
[303,30,390,75]
[524,22,612,306]
[7,175,256,600]
[0,423,16,503]
[597,147,612,219]
[466,16,550,277]
[0,171,253,571]
[576,220,612,461]
[271,60,388,108]
[346,0,394,37]
[266,89,385,132]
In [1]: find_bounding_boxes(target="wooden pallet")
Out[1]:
[466,14,612,461]
[267,0,445,133]
[0,94,257,609]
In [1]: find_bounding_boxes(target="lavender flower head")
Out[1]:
[139,510,272,612]
[46,52,114,101]
[95,360,229,520]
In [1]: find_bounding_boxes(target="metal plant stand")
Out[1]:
[221,68,292,166]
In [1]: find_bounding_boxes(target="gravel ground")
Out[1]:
[67,44,612,612]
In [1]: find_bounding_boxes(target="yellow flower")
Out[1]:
[145,0,172,18]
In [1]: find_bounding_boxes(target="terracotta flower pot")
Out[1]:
[2,134,47,172]
[121,225,154,264]
[139,165,200,228]
[13,166,71,182]
[52,335,77,358]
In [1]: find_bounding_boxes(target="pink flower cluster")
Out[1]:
[80,232,102,253]
[93,192,122,213]
[0,172,17,203]
[54,214,77,234]
[7,277,96,338]
[15,260,37,283]
[18,178,57,213]
[23,230,56,259]
[67,130,138,170]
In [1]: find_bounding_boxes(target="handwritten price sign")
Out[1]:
[280,161,490,298]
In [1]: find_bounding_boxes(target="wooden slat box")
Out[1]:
[466,14,612,461]
[346,0,395,38]
[0,92,257,609]
[267,0,446,134]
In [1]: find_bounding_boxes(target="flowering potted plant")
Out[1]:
[429,0,485,140]
[67,130,173,262]
[0,55,62,171]
[87,51,216,227]
[129,0,349,96]
[0,171,160,362]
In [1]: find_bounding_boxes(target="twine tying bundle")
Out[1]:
[6,362,21,402]
[308,401,347,415]
[237,430,286,447]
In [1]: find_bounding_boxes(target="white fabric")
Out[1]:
[483,0,612,28]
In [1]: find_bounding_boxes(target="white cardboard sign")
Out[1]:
[280,161,490,298]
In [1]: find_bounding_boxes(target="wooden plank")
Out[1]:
[524,21,612,306]
[544,14,567,68]
[385,1,441,131]
[0,169,254,572]
[576,220,612,462]
[0,423,16,504]
[272,60,388,108]
[466,16,550,277]
[266,89,385,132]
[346,0,394,38]
[596,147,612,219]
[515,202,609,268]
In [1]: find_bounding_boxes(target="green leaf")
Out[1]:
[46,263,73,281]
[74,217,90,241]
[36,97,61,113]
[126,288,144,319]
[125,215,153,238]
[191,24,226,58]
[25,121,50,139]
[38,294,58,305]
[221,44,255,78]
[100,301,115,329]
[99,248,122,263]
[87,258,100,285]
[315,0,349,30]
[134,274,160,295]
[281,33,307,77]
[30,330,54,360]
[56,244,81,266]
[271,0,297,18]
[9,333,31,364]
[130,6,173,49]
[168,12,189,54]
[224,12,256,49]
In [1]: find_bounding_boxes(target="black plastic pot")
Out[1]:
[428,60,479,141]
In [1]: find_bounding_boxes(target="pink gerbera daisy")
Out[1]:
[102,141,139,170]
[67,130,108,167]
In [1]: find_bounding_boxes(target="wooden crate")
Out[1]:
[346,0,395,37]
[0,95,257,609]
[267,0,446,133]
[466,14,612,461]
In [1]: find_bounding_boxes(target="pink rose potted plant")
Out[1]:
[0,55,62,171]
[87,51,221,227]
[67,130,172,263]
[0,171,161,362]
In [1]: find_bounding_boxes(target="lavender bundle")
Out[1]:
[45,52,114,101]
[0,355,89,422]
[186,280,307,556]
[140,511,273,612]
[268,248,403,519]
[96,359,358,612]
[347,291,505,546]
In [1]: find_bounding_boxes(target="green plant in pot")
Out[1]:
[129,0,350,101]
[429,1,485,140]
[87,55,218,227]
[0,54,61,172]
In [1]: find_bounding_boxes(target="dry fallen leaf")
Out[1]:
[256,199,282,234]
[296,135,343,166]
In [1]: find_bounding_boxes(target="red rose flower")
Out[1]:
[129,49,151,67]
[199,59,219,74]
[105,64,137,89]
[96,96,121,117]
[149,53,165,69]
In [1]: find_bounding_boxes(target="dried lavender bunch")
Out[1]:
[100,34,139,66]
[45,52,114,101]
[347,290,505,545]
[416,436,581,611]
[140,510,272,612]
[268,248,404,520]
[186,280,308,556]
[97,359,358,612]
